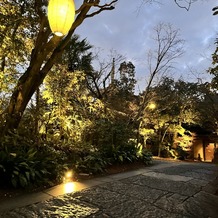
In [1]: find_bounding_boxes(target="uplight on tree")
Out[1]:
[148,102,156,110]
[48,0,75,37]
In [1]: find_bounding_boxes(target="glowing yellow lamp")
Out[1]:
[149,102,156,110]
[48,0,75,37]
[63,170,73,183]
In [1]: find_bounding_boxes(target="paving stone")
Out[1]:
[121,174,201,196]
[102,198,176,218]
[154,193,189,216]
[154,163,218,178]
[139,204,188,218]
[184,191,218,218]
[98,180,131,194]
[194,168,218,175]
[142,171,192,182]
[186,179,208,187]
[102,198,149,218]
[70,186,130,211]
[183,171,217,181]
[0,160,217,218]
[0,197,99,218]
[153,165,196,175]
[87,211,111,218]
[99,180,168,203]
[202,177,218,194]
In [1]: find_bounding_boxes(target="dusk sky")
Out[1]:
[74,0,218,91]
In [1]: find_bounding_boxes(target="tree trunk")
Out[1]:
[34,88,40,142]
[158,128,162,157]
[158,125,170,157]
[3,63,53,134]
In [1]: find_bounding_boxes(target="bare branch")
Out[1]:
[136,22,184,121]
[174,0,197,11]
[95,0,118,9]
[141,0,198,11]
[85,0,118,18]
[76,0,100,14]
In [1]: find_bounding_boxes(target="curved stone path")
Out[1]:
[0,160,218,217]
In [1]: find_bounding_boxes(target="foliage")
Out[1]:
[62,35,93,73]
[175,145,189,160]
[0,1,37,103]
[140,149,153,165]
[75,150,108,174]
[0,133,67,188]
[139,76,204,158]
[0,128,153,187]
[117,61,137,96]
[70,142,153,174]
[107,143,138,164]
[0,146,45,188]
[41,68,107,143]
[0,0,118,134]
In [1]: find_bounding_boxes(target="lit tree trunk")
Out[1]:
[34,88,40,142]
[2,33,61,134]
[158,128,162,157]
[158,124,170,157]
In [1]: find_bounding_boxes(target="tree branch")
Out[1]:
[76,0,100,14]
[85,0,117,18]
[174,0,197,11]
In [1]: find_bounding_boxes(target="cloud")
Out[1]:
[75,0,218,87]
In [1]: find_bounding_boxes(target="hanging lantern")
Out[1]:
[48,0,75,37]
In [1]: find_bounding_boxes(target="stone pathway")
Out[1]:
[0,160,218,217]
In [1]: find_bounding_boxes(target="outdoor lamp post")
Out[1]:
[48,0,76,37]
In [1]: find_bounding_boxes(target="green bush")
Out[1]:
[0,147,47,187]
[140,149,153,165]
[75,151,108,174]
[0,126,153,188]
[0,134,67,188]
[103,143,138,164]
[71,144,153,175]
[175,146,189,160]
[41,141,109,176]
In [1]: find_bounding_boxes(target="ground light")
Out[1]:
[63,170,74,183]
[48,0,75,36]
[148,102,156,110]
[64,182,75,193]
[63,170,75,193]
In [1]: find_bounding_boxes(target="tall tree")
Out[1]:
[136,22,184,122]
[118,61,137,96]
[205,8,218,131]
[0,0,117,136]
[140,77,203,156]
[40,35,95,141]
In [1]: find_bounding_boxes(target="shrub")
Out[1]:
[104,143,138,164]
[175,145,189,160]
[140,149,153,165]
[75,151,108,174]
[0,146,47,187]
[0,127,153,188]
[0,134,67,188]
